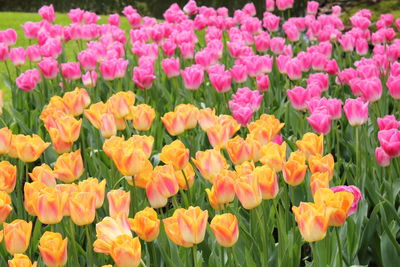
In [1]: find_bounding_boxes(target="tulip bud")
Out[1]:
[3,219,32,255]
[69,192,96,226]
[107,189,130,218]
[253,165,278,199]
[210,213,239,247]
[0,191,12,224]
[235,174,262,210]
[38,231,68,267]
[54,150,84,183]
[160,140,190,170]
[129,207,160,242]
[0,161,17,193]
[8,254,37,267]
[127,104,156,131]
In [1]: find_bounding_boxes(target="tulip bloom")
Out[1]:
[174,104,199,130]
[69,192,96,225]
[78,178,106,209]
[61,62,81,81]
[15,134,50,162]
[160,140,189,170]
[110,235,142,267]
[310,172,330,196]
[210,213,239,247]
[127,104,156,131]
[181,65,204,90]
[226,136,251,165]
[247,114,285,145]
[292,202,329,242]
[107,189,131,218]
[192,149,229,182]
[378,129,400,157]
[161,111,185,136]
[0,191,12,224]
[35,188,67,225]
[375,146,391,167]
[283,159,308,186]
[108,91,136,119]
[129,207,160,242]
[235,174,262,210]
[0,161,17,193]
[343,98,369,126]
[8,254,37,267]
[253,165,279,199]
[146,165,179,208]
[205,172,235,209]
[53,150,84,183]
[62,87,91,117]
[29,164,56,187]
[296,133,324,159]
[53,115,82,143]
[3,219,32,254]
[308,154,335,180]
[260,142,286,172]
[38,232,68,267]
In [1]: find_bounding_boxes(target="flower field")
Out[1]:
[0,0,399,266]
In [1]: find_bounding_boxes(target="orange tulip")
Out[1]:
[310,172,330,196]
[100,112,117,138]
[8,254,37,267]
[205,173,235,210]
[247,114,285,145]
[309,154,335,180]
[292,202,329,242]
[54,150,84,183]
[0,191,12,224]
[253,165,279,199]
[38,231,68,267]
[3,219,32,254]
[163,209,193,248]
[235,161,255,177]
[93,213,132,255]
[127,104,156,131]
[62,87,91,116]
[0,161,17,193]
[288,150,306,164]
[107,189,130,218]
[206,123,231,149]
[296,133,324,159]
[0,127,12,154]
[24,181,47,216]
[78,178,107,208]
[7,134,22,158]
[111,143,148,177]
[69,192,96,226]
[175,163,195,190]
[48,128,72,154]
[260,141,286,172]
[219,115,241,137]
[53,115,82,143]
[55,184,78,216]
[192,149,228,182]
[198,108,218,131]
[235,174,262,210]
[29,164,56,187]
[314,188,354,226]
[282,159,308,186]
[35,188,67,224]
[129,207,160,242]
[245,135,262,162]
[160,140,190,170]
[161,111,185,136]
[84,101,109,129]
[103,136,124,159]
[127,135,154,159]
[146,165,179,208]
[226,136,251,165]
[15,134,50,162]
[210,213,239,247]
[174,104,199,130]
[107,91,136,118]
[127,160,153,189]
[110,235,141,267]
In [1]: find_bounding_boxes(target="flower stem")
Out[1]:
[85,225,93,267]
[69,219,79,265]
[192,245,199,267]
[335,228,343,267]
[255,206,268,266]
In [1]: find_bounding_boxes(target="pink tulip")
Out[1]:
[230,64,248,84]
[378,129,400,157]
[375,147,391,167]
[330,185,362,216]
[132,66,156,90]
[307,111,332,134]
[339,34,355,52]
[78,50,97,71]
[324,59,339,75]
[307,73,329,92]
[256,74,269,91]
[266,0,275,11]
[350,16,371,30]
[307,1,319,15]
[230,87,263,112]
[162,57,180,78]
[0,43,8,61]
[307,98,342,120]
[272,135,283,145]
[377,115,400,131]
[82,71,98,88]
[285,58,302,80]
[84,11,100,24]
[297,52,312,72]
[26,45,41,63]
[179,42,195,59]
[332,5,341,16]
[162,39,177,57]
[359,77,382,103]
[343,98,369,126]
[181,64,204,90]
[38,58,59,79]
[195,49,218,69]
[127,13,142,28]
[40,38,62,58]
[61,62,81,81]
[210,71,231,93]
[108,14,120,27]
[21,22,40,39]
[270,37,285,55]
[38,4,55,23]
[276,0,294,11]
[286,86,310,111]
[311,52,327,71]
[0,29,17,46]
[254,32,270,52]
[263,13,280,32]
[68,8,85,24]
[231,105,254,126]
[387,76,400,100]
[100,59,128,81]
[16,69,41,91]
[9,47,26,67]
[183,0,198,15]
[355,38,368,56]
[276,55,289,74]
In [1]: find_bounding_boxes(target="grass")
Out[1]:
[342,0,400,24]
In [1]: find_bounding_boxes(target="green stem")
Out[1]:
[192,245,199,267]
[140,258,148,267]
[181,169,192,204]
[311,242,319,267]
[50,224,55,232]
[355,126,361,188]
[335,228,343,267]
[230,247,238,267]
[255,206,268,266]
[85,225,93,267]
[150,242,158,267]
[69,219,79,265]
[220,245,224,267]
[172,195,180,209]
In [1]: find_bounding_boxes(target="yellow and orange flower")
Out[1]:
[127,104,156,131]
[53,114,82,143]
[111,143,148,177]
[247,114,284,145]
[100,112,117,138]
[38,231,68,267]
[198,108,218,131]
[107,189,131,218]
[235,161,255,177]
[63,87,91,116]
[310,172,330,196]
[15,134,50,162]
[0,191,12,224]
[314,188,354,226]
[260,142,286,172]
[127,135,154,159]
[206,123,231,149]
[84,101,109,129]
[282,159,308,186]
[174,104,199,130]
[161,111,186,136]
[160,140,189,170]
[48,128,72,154]
[24,181,47,216]
[296,133,324,159]
[110,235,141,267]
[53,150,84,183]
[107,91,136,118]
[0,127,12,154]
[3,219,32,255]
[253,165,279,199]
[78,178,107,209]
[210,213,239,247]
[55,184,78,216]
[69,191,96,226]
[292,202,329,242]
[192,149,228,182]
[308,154,335,180]
[127,160,153,189]
[0,161,17,193]
[29,164,56,187]
[175,163,195,190]
[8,254,37,267]
[226,136,251,165]
[129,207,160,242]
[35,187,67,225]
[146,165,179,208]
[245,135,262,162]
[205,173,235,210]
[235,174,262,210]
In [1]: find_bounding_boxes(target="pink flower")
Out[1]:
[231,105,254,126]
[127,13,142,28]
[387,76,400,100]
[61,62,81,81]
[330,185,362,216]
[9,47,26,67]
[276,55,289,73]
[276,0,294,11]
[38,4,55,23]
[108,14,120,27]
[132,66,156,90]
[181,64,204,90]
[183,0,198,15]
[286,86,310,111]
[343,98,369,126]
[270,37,285,55]
[162,39,177,57]
[307,98,342,120]
[21,22,40,39]
[100,59,128,81]
[162,57,180,78]
[285,58,302,80]
[355,38,368,56]
[359,77,382,103]
[78,50,97,71]
[311,53,327,71]
[375,146,391,167]
[16,69,41,91]
[83,11,100,24]
[195,48,218,69]
[307,111,332,134]
[38,58,59,79]
[179,42,195,59]
[230,64,248,84]
[40,38,62,58]
[0,29,17,46]
[307,73,329,92]
[263,13,280,32]
[256,74,269,91]
[254,32,270,52]
[229,87,263,112]
[82,71,98,88]
[297,52,312,72]
[332,6,341,16]
[307,1,319,15]
[26,45,41,63]
[272,135,283,145]
[284,24,299,42]
[68,8,85,24]
[338,68,358,85]
[377,115,400,131]
[0,43,8,61]
[210,71,232,93]
[266,0,275,11]
[324,59,339,75]
[378,129,400,157]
